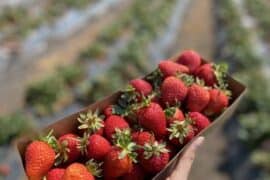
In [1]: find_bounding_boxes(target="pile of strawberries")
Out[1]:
[24,50,231,180]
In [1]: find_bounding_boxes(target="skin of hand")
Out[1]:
[167,136,205,180]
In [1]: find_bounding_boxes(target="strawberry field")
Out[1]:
[0,0,270,179]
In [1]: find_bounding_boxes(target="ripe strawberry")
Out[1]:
[25,141,55,180]
[122,164,145,180]
[164,106,185,126]
[158,60,189,77]
[130,79,153,98]
[204,89,229,116]
[132,131,155,155]
[79,134,111,160]
[139,141,169,174]
[46,168,65,180]
[186,83,210,112]
[63,163,94,180]
[189,112,210,134]
[104,105,114,117]
[104,115,130,141]
[55,133,80,165]
[177,50,201,73]
[195,64,217,86]
[167,120,195,146]
[137,102,167,139]
[104,147,134,178]
[161,76,188,106]
[132,131,155,146]
[77,110,104,135]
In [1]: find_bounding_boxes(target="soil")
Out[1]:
[0,0,133,115]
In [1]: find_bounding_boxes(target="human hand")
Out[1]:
[167,136,205,180]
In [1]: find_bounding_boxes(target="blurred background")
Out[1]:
[0,0,269,179]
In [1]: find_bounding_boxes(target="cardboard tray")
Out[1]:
[17,57,247,180]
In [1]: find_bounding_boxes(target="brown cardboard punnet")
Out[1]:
[17,56,246,179]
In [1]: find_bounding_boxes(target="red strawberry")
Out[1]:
[25,141,55,180]
[122,164,145,180]
[167,120,195,146]
[46,168,65,180]
[104,147,134,178]
[104,105,114,117]
[132,131,155,146]
[132,131,155,155]
[186,83,210,112]
[130,79,153,98]
[177,50,201,73]
[204,89,229,116]
[189,112,210,134]
[80,134,111,160]
[104,115,130,141]
[77,110,104,135]
[56,133,80,165]
[195,64,217,86]
[137,102,167,139]
[158,60,189,77]
[164,107,185,126]
[161,76,188,106]
[139,141,169,174]
[63,163,94,180]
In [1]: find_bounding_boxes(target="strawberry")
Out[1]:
[104,147,134,178]
[167,120,195,146]
[79,134,111,160]
[104,115,130,141]
[104,105,114,117]
[189,112,210,134]
[104,129,137,178]
[122,164,145,180]
[137,102,167,139]
[46,168,65,180]
[204,89,229,116]
[186,82,210,112]
[25,141,55,180]
[139,141,169,174]
[195,64,216,86]
[195,63,228,87]
[132,131,155,155]
[158,60,189,77]
[130,79,153,98]
[55,133,80,165]
[77,110,104,135]
[63,163,94,180]
[161,76,188,106]
[164,106,185,126]
[132,131,155,146]
[177,50,201,73]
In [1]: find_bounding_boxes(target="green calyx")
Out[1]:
[112,128,138,163]
[85,159,103,178]
[167,120,191,144]
[143,141,169,160]
[114,91,155,117]
[78,132,89,155]
[39,129,58,152]
[176,73,194,86]
[213,63,232,97]
[54,139,70,166]
[164,107,176,118]
[77,109,104,134]
[145,68,163,91]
